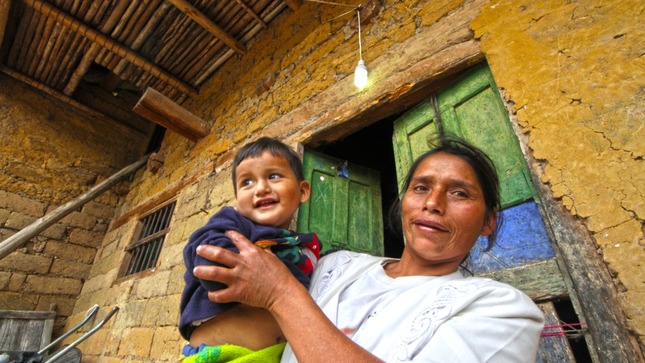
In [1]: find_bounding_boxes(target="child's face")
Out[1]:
[235,151,310,229]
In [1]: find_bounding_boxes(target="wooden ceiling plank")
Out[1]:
[170,24,211,76]
[34,20,58,79]
[13,7,37,70]
[28,11,54,76]
[64,0,132,96]
[97,0,139,66]
[123,0,160,46]
[155,9,196,66]
[113,2,172,74]
[24,0,198,95]
[180,34,225,81]
[40,25,67,82]
[166,0,247,55]
[233,0,268,29]
[44,28,76,85]
[51,33,85,88]
[193,1,286,86]
[24,10,46,76]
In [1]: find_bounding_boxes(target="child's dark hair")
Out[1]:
[388,134,502,252]
[232,137,305,193]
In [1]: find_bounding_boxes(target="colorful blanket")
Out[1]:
[181,343,286,363]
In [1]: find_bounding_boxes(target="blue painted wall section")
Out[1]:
[469,200,555,273]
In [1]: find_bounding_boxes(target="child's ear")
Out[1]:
[299,180,311,203]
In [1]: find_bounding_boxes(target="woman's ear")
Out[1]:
[480,210,497,236]
[299,180,311,203]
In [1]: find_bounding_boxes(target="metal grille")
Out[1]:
[124,201,176,276]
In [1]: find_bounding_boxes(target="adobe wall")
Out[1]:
[470,0,643,351]
[0,74,149,336]
[63,0,642,361]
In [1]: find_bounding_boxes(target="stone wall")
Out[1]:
[61,0,642,361]
[0,74,149,336]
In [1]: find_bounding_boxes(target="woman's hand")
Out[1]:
[193,230,299,311]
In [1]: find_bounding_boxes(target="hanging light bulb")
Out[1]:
[354,59,368,89]
[354,7,368,89]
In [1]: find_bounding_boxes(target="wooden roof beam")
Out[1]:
[23,0,198,96]
[133,87,209,142]
[166,0,247,55]
[232,0,267,29]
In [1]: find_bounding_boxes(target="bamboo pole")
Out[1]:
[166,0,246,55]
[23,0,198,96]
[0,154,150,261]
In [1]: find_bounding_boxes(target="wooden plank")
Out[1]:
[133,87,209,141]
[536,302,577,362]
[480,259,567,301]
[537,191,643,360]
[0,310,55,352]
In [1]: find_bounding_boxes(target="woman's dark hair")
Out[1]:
[388,135,503,252]
[232,137,305,194]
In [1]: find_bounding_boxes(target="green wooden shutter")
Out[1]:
[297,150,383,255]
[393,64,536,208]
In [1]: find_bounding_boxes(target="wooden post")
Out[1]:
[133,87,209,141]
[0,155,150,261]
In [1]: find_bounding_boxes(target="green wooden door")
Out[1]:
[393,64,535,208]
[392,63,566,299]
[297,150,384,255]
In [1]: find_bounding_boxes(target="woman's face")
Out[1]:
[400,152,495,272]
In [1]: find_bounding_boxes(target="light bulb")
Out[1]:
[354,59,368,89]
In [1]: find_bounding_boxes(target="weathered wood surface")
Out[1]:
[0,310,55,352]
[532,165,644,361]
[480,259,568,301]
[536,302,577,362]
[133,87,209,141]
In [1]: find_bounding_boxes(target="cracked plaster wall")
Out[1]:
[471,0,644,344]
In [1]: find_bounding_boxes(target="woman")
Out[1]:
[193,137,544,362]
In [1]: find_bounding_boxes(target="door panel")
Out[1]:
[298,150,383,255]
[438,65,536,208]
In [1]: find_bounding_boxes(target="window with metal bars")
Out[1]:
[121,200,176,277]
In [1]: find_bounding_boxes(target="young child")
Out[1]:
[179,137,321,361]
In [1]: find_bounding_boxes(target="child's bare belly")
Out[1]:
[189,304,285,351]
